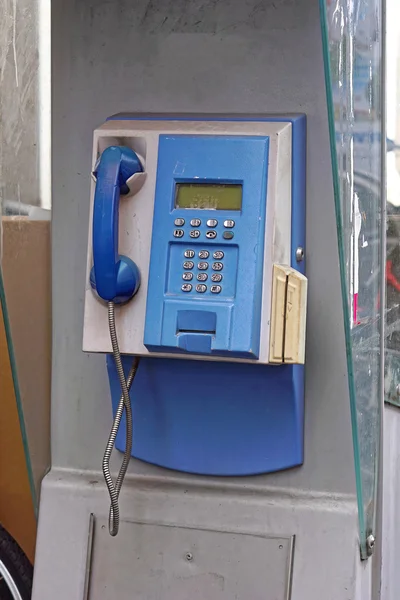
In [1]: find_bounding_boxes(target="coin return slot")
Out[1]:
[176,310,217,337]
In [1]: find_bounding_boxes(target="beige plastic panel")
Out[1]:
[269,264,307,365]
[83,119,293,364]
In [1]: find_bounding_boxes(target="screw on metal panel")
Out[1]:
[366,535,375,556]
[296,247,304,262]
[185,552,193,561]
[396,384,400,397]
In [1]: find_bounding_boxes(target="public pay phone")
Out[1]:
[83,115,307,533]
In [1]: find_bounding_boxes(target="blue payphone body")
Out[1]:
[84,114,306,477]
[144,134,270,358]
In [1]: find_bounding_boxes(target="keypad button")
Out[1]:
[174,229,184,238]
[206,230,217,239]
[213,262,224,271]
[184,249,195,258]
[190,218,201,227]
[182,272,193,281]
[197,273,208,282]
[174,218,185,226]
[183,261,194,270]
[211,285,222,294]
[198,262,208,270]
[198,250,209,259]
[212,262,223,271]
[213,251,224,259]
[196,284,207,293]
[211,273,223,283]
[190,230,200,238]
[223,231,234,240]
[207,219,218,227]
[224,219,235,228]
[181,284,192,292]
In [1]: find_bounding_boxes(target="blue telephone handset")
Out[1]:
[90,146,142,304]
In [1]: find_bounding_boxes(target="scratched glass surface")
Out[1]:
[384,5,400,408]
[0,0,51,513]
[320,0,383,558]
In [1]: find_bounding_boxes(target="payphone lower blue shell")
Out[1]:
[106,114,306,475]
[107,356,304,475]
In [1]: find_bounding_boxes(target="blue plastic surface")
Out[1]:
[91,146,142,303]
[108,355,304,476]
[144,135,269,358]
[105,115,307,476]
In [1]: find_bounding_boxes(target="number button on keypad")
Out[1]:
[196,284,207,293]
[174,229,184,238]
[198,262,208,270]
[224,220,235,228]
[184,249,195,258]
[190,218,201,227]
[211,273,223,283]
[183,261,194,270]
[182,272,193,281]
[198,250,209,259]
[207,219,218,227]
[181,284,192,292]
[197,273,208,282]
[212,262,223,271]
[211,285,222,294]
[213,251,224,259]
[190,230,200,239]
[174,218,185,226]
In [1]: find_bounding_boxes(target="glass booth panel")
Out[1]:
[384,3,400,407]
[320,0,383,558]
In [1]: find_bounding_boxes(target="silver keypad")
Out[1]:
[184,249,195,258]
[197,273,208,281]
[174,218,185,226]
[210,285,222,294]
[207,219,218,227]
[190,218,201,227]
[198,250,209,259]
[211,273,223,282]
[198,262,208,270]
[212,262,223,271]
[224,219,235,228]
[182,272,193,281]
[183,261,194,270]
[196,284,207,293]
[174,229,184,238]
[206,230,217,239]
[190,230,200,239]
[181,284,192,292]
[213,251,224,259]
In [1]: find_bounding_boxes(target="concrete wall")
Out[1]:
[0,0,41,210]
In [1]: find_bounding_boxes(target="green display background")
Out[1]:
[175,184,242,210]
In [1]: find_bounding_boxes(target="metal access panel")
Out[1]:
[88,519,294,600]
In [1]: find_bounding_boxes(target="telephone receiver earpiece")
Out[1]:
[90,146,142,304]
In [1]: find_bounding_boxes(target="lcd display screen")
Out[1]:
[175,183,242,210]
